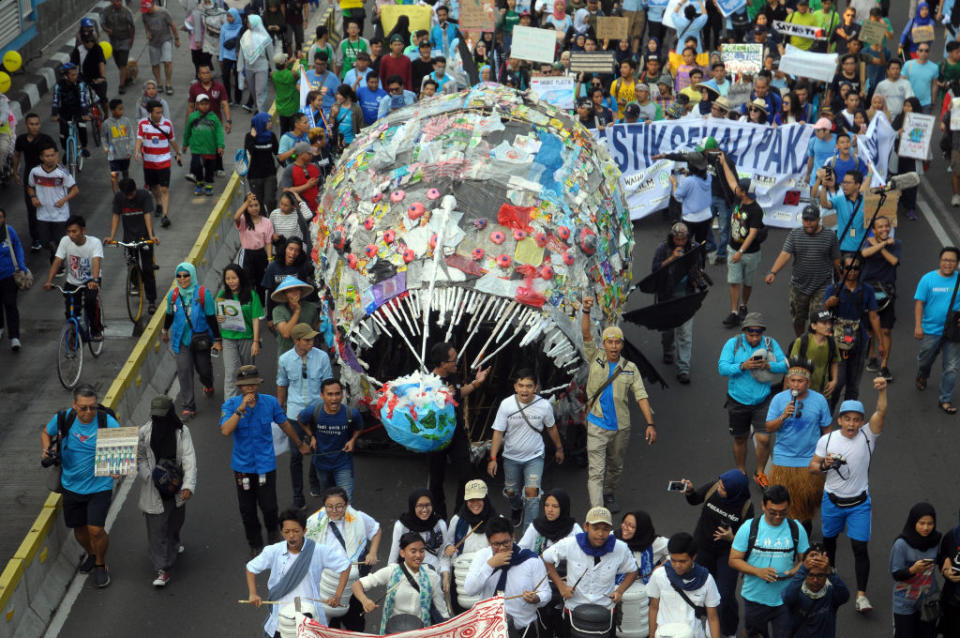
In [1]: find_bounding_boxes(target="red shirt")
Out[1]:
[136,117,175,170]
[291,163,320,212]
[188,81,228,119]
[379,54,412,91]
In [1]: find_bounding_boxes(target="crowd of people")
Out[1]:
[8,0,960,637]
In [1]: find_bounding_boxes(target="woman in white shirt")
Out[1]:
[268,190,313,252]
[443,479,500,612]
[388,489,449,578]
[305,487,382,631]
[353,531,450,632]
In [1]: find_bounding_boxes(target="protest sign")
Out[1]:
[94,427,140,477]
[459,0,496,32]
[722,44,763,75]
[859,20,887,46]
[531,75,575,110]
[856,111,897,187]
[715,0,746,16]
[381,5,433,35]
[912,24,935,43]
[662,0,684,29]
[570,51,616,74]
[773,20,826,40]
[726,82,753,108]
[217,299,247,333]
[898,112,936,160]
[778,44,838,83]
[597,17,629,40]
[511,26,558,64]
[298,596,509,638]
[594,120,814,226]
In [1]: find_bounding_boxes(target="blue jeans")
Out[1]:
[290,421,321,503]
[661,317,694,374]
[743,600,792,638]
[312,463,355,504]
[502,455,544,531]
[917,333,960,404]
[711,195,732,258]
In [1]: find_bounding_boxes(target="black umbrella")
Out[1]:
[621,338,669,389]
[623,289,710,331]
[635,243,707,295]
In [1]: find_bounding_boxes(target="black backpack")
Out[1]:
[743,516,801,563]
[56,404,116,439]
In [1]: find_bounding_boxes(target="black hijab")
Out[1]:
[897,502,941,552]
[150,408,183,461]
[399,488,441,533]
[456,495,497,528]
[532,489,576,542]
[618,511,656,553]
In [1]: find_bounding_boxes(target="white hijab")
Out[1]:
[240,14,271,61]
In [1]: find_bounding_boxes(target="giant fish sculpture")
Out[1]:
[312,86,635,452]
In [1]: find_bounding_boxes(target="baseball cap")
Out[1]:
[141,0,153,12]
[602,325,624,341]
[195,93,210,103]
[801,204,821,221]
[624,102,641,118]
[236,365,263,386]
[293,141,313,155]
[796,0,809,5]
[389,33,405,44]
[838,400,865,416]
[585,506,613,526]
[810,309,833,324]
[737,177,752,195]
[463,479,488,500]
[741,312,766,329]
[291,323,319,341]
[813,117,833,130]
[150,395,175,416]
[700,136,719,151]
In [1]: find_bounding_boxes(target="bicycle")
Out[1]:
[63,117,85,179]
[107,239,157,322]
[51,284,104,390]
[85,83,105,149]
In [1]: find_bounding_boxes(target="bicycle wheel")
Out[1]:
[88,293,104,358]
[57,322,83,390]
[66,138,79,180]
[90,109,102,149]
[126,263,144,322]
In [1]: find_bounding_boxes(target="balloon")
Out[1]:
[3,51,21,73]
[0,72,10,94]
[99,41,113,60]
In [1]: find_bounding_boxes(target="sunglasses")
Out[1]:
[744,328,765,335]
[176,273,191,278]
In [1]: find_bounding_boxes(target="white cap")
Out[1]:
[463,479,488,501]
[195,93,210,103]
[585,506,613,526]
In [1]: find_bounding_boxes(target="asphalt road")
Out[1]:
[5,1,960,637]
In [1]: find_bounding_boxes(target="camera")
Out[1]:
[41,445,61,468]
[828,452,846,467]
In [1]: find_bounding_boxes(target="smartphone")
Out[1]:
[667,480,686,492]
[751,354,764,361]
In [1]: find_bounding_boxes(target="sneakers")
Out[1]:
[194,184,204,196]
[31,240,42,253]
[178,544,185,554]
[11,338,21,351]
[510,509,523,527]
[161,216,171,228]
[93,564,110,588]
[855,594,873,613]
[79,553,96,573]
[216,169,226,178]
[865,357,880,372]
[881,366,893,382]
[147,303,157,315]
[754,471,769,489]
[722,312,740,328]
[662,351,674,364]
[603,494,621,514]
[916,376,927,391]
[203,386,214,397]
[204,184,213,196]
[953,194,960,208]
[165,85,174,96]
[184,172,197,184]
[181,409,195,420]
[738,305,748,320]
[154,204,163,217]
[676,372,690,384]
[152,570,171,587]
[907,209,917,221]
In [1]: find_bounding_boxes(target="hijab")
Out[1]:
[897,502,941,552]
[573,8,591,34]
[614,44,634,67]
[252,112,272,142]
[399,488,441,533]
[222,8,243,41]
[388,15,412,47]
[174,262,198,300]
[552,0,566,20]
[914,2,934,27]
[646,36,663,61]
[150,405,183,461]
[240,14,271,61]
[618,510,655,552]
[717,469,750,507]
[532,489,576,542]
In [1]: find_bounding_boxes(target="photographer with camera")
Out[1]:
[40,385,121,588]
[808,376,888,615]
[781,547,850,637]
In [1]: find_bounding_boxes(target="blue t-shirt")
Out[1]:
[914,270,960,336]
[587,363,621,431]
[903,59,940,106]
[298,404,361,471]
[732,517,810,606]
[674,173,713,219]
[356,85,387,125]
[807,134,837,183]
[766,390,832,467]
[829,192,865,252]
[336,107,355,145]
[45,412,120,494]
[828,154,867,184]
[220,394,289,473]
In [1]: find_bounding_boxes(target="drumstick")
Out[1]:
[453,520,485,551]
[238,599,281,605]
[503,573,550,600]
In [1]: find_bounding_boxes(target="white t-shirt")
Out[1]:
[542,535,638,610]
[55,235,103,286]
[814,424,877,498]
[646,565,720,638]
[491,394,556,462]
[28,165,76,222]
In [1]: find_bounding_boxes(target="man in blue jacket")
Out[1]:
[782,548,850,637]
[718,312,788,487]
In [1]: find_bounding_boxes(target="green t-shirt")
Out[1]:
[272,300,319,358]
[216,289,264,340]
[501,10,519,34]
[272,69,300,117]
[789,334,839,394]
[339,38,370,79]
[941,59,960,85]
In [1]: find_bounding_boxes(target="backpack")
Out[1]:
[742,515,801,563]
[170,285,208,314]
[733,334,785,386]
[152,458,184,499]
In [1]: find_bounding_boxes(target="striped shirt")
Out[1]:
[781,226,841,295]
[136,117,175,170]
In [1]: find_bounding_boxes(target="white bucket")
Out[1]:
[454,553,480,609]
[278,601,318,638]
[318,566,358,618]
[617,580,649,638]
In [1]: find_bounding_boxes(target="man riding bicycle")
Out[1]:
[70,20,109,108]
[43,214,104,341]
[106,178,159,314]
[52,63,91,157]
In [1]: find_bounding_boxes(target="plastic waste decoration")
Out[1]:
[376,372,457,452]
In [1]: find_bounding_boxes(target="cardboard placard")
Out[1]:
[569,51,616,74]
[722,44,763,75]
[94,427,140,477]
[911,25,935,43]
[459,0,496,33]
[596,16,629,41]
[863,190,899,228]
[380,5,433,36]
[899,112,936,161]
[778,44,838,83]
[510,26,558,64]
[858,20,887,46]
[530,75,575,110]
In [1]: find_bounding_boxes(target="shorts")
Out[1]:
[148,40,173,66]
[109,158,131,174]
[875,297,895,329]
[62,488,113,528]
[743,600,791,638]
[726,248,761,286]
[143,166,171,188]
[725,394,770,438]
[821,492,872,541]
[112,40,131,67]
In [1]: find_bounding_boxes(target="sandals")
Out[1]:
[940,402,958,415]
